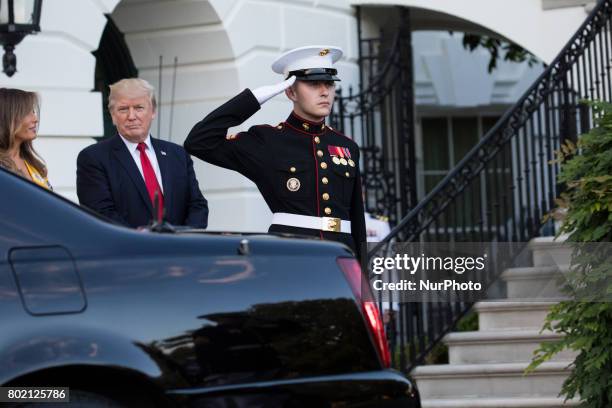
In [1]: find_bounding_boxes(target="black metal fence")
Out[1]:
[344,0,611,373]
[331,7,418,227]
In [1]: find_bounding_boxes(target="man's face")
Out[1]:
[110,93,155,143]
[286,80,336,121]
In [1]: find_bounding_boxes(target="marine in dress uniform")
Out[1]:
[184,46,366,258]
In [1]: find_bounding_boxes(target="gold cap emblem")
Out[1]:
[319,48,330,56]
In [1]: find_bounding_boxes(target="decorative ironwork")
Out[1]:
[373,1,612,249]
[395,0,609,373]
[353,0,612,374]
[331,7,417,226]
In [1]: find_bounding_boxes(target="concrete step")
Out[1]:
[475,301,559,331]
[413,362,571,399]
[422,397,579,408]
[501,266,569,299]
[445,330,576,364]
[528,235,571,267]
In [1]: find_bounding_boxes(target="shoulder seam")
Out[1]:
[328,126,355,142]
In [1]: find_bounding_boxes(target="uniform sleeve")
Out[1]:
[184,89,266,182]
[350,149,367,262]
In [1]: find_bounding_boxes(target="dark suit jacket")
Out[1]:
[77,135,208,229]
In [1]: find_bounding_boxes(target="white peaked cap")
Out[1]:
[271,45,343,76]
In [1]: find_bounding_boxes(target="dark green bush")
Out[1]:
[527,101,612,407]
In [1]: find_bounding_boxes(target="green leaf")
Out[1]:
[531,99,612,406]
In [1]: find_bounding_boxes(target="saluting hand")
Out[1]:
[251,76,296,106]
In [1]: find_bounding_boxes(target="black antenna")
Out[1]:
[152,189,160,225]
[169,56,178,141]
[152,189,164,224]
[149,189,173,233]
[157,55,163,138]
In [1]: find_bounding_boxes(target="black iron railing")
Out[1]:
[340,0,612,373]
[331,7,418,227]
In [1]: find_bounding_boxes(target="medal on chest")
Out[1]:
[328,145,355,167]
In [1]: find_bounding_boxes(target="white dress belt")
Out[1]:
[272,212,351,233]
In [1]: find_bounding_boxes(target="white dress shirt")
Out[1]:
[119,134,164,193]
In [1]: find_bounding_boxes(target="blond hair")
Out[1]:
[0,88,46,178]
[108,78,157,111]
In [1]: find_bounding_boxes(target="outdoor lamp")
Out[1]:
[0,0,42,77]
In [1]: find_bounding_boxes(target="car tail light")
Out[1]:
[363,301,391,368]
[337,257,391,368]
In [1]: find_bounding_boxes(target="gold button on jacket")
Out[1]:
[184,89,367,259]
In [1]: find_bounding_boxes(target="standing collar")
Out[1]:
[285,111,326,134]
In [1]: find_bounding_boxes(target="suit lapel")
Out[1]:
[151,137,172,215]
[111,135,153,215]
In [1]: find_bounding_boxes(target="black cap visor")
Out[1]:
[287,68,340,81]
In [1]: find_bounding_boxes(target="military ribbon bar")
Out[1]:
[328,146,350,158]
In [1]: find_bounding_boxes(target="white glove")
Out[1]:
[251,76,296,105]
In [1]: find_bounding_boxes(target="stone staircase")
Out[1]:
[413,237,579,408]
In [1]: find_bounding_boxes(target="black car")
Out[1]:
[0,168,419,407]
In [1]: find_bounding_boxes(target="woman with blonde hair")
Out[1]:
[0,88,51,190]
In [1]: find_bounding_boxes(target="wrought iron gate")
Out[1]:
[331,7,417,229]
[336,0,612,374]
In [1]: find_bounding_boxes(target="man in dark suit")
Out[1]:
[77,78,208,229]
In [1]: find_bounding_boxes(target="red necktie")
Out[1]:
[137,142,164,220]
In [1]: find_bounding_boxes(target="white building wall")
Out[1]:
[353,0,590,64]
[111,0,360,232]
[412,32,544,107]
[0,0,120,200]
[0,0,589,231]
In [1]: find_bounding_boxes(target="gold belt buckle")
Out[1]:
[322,217,341,232]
